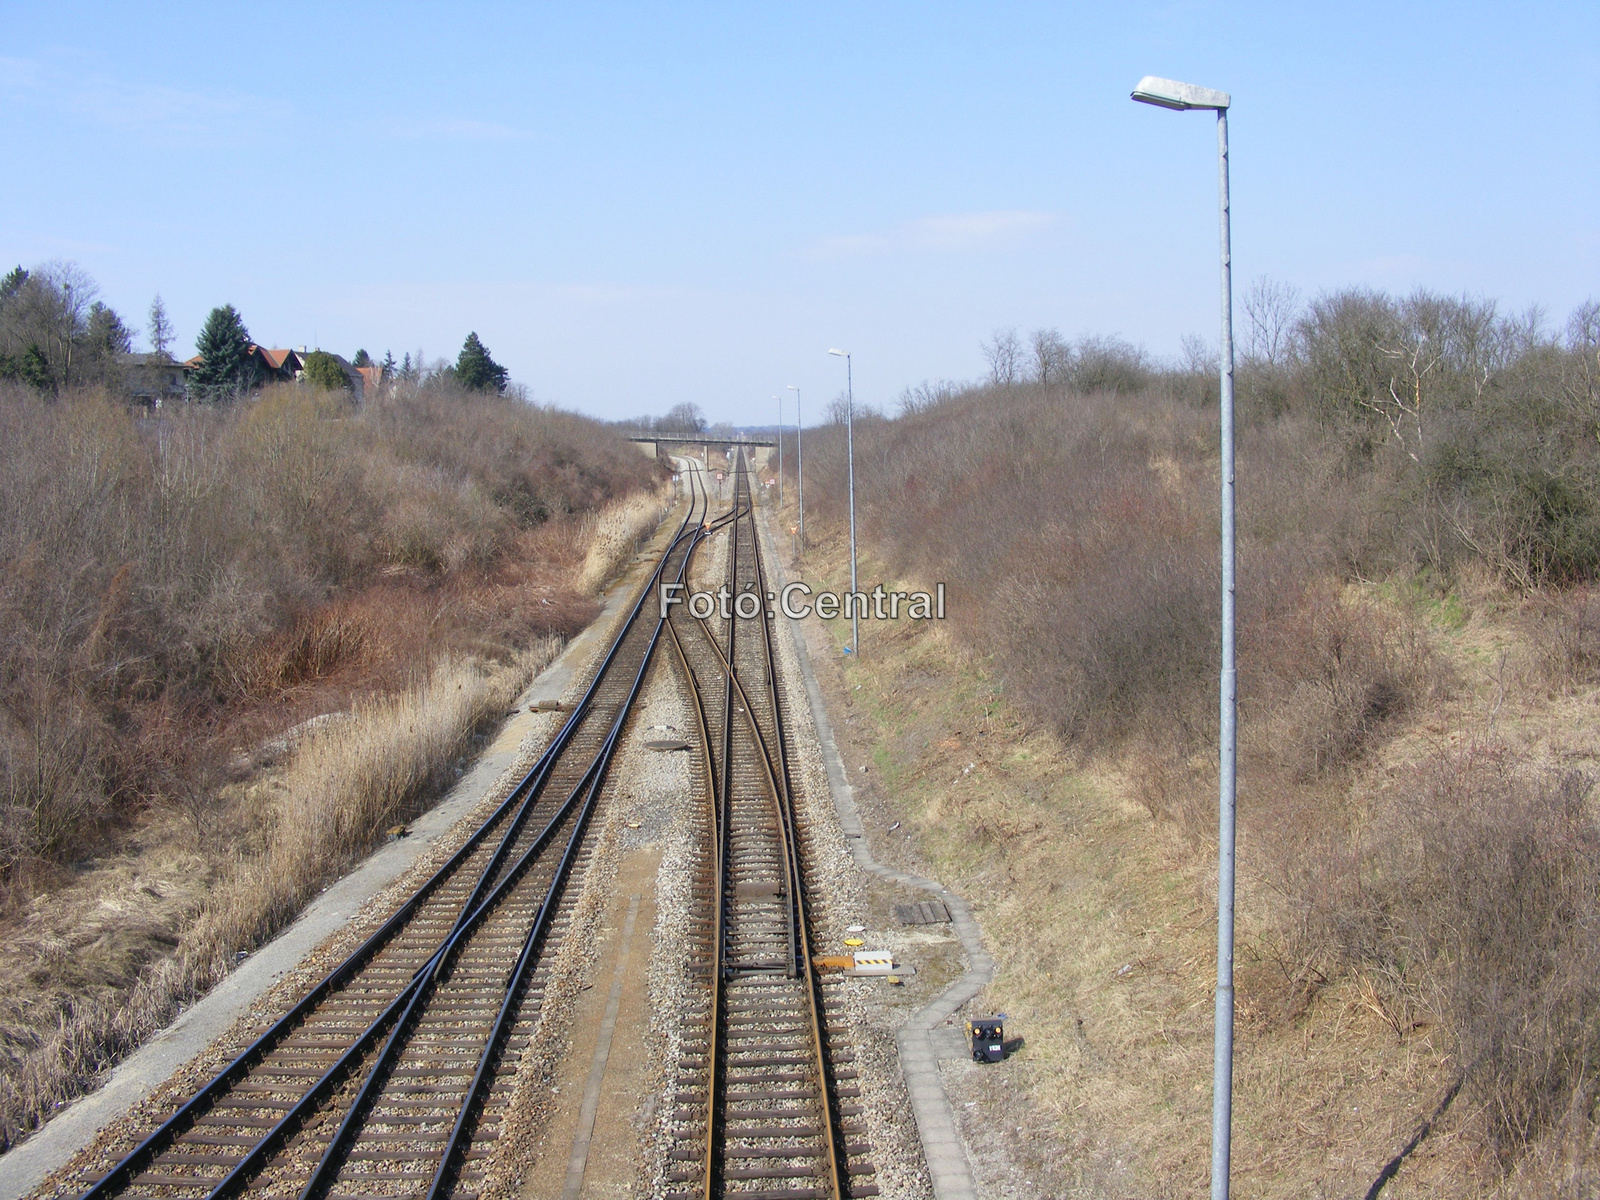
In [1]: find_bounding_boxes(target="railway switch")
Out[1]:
[968,1014,1007,1062]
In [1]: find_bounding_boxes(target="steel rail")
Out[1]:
[425,478,717,1200]
[742,464,845,1200]
[424,530,698,1199]
[302,473,714,1200]
[211,476,715,1200]
[210,754,605,1200]
[663,613,721,1200]
[76,465,709,1200]
[671,458,845,1200]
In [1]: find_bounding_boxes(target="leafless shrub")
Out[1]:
[1522,585,1600,695]
[895,379,961,416]
[1255,585,1442,778]
[0,379,660,884]
[0,641,562,1147]
[1333,750,1600,1162]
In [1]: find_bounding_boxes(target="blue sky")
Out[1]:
[3,1,1596,423]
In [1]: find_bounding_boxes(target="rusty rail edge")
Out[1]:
[755,500,993,1200]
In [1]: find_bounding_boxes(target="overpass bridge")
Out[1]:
[621,430,777,465]
[621,431,775,448]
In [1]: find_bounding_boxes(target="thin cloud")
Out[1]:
[0,54,289,142]
[808,210,1058,258]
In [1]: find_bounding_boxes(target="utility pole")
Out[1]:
[786,385,804,542]
[1132,74,1237,1200]
[827,349,858,656]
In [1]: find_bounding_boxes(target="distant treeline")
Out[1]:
[924,285,1600,587]
[0,260,514,401]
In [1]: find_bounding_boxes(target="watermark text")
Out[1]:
[659,582,945,621]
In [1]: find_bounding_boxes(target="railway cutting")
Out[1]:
[41,456,887,1200]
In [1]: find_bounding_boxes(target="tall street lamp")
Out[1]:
[772,394,784,508]
[827,349,858,656]
[1131,74,1237,1200]
[786,384,804,542]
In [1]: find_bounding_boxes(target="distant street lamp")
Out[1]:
[1131,74,1238,1200]
[786,384,804,542]
[772,394,784,508]
[827,349,858,656]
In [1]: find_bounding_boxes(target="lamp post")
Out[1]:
[772,394,784,508]
[1131,74,1236,1200]
[827,349,858,656]
[786,385,804,542]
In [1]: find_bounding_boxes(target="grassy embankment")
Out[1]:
[0,380,668,1148]
[776,300,1600,1198]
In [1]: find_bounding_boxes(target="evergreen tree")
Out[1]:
[0,267,27,303]
[400,352,415,380]
[302,350,350,391]
[148,295,174,358]
[455,332,508,393]
[87,302,132,357]
[380,350,396,375]
[352,348,372,367]
[189,304,259,400]
[0,344,53,391]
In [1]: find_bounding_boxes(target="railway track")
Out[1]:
[62,464,721,1200]
[663,458,877,1200]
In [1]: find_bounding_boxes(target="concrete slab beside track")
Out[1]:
[0,504,684,1200]
[756,505,993,1200]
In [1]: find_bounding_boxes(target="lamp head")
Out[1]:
[828,348,847,357]
[1131,75,1230,111]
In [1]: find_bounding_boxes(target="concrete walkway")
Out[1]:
[760,514,993,1200]
[0,508,678,1200]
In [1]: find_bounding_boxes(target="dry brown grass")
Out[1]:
[1328,747,1600,1165]
[0,639,559,1148]
[797,532,1457,1198]
[791,379,1600,1193]
[0,379,661,885]
[0,378,666,1148]
[574,483,674,595]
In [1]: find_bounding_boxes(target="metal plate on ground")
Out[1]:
[894,900,951,925]
[645,738,691,751]
[735,881,783,898]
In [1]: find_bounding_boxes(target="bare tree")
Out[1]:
[1370,333,1442,462]
[982,328,1022,387]
[1030,327,1071,385]
[1563,300,1600,437]
[0,261,123,390]
[1368,292,1503,460]
[897,379,960,416]
[659,402,707,434]
[1181,333,1217,376]
[823,391,851,425]
[1242,276,1301,367]
[37,262,97,388]
[148,295,175,359]
[1068,334,1151,394]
